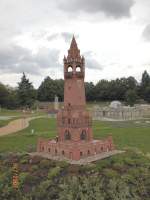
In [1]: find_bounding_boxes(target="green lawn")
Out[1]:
[0,119,13,128]
[0,109,47,128]
[0,108,23,116]
[0,118,56,152]
[0,117,150,153]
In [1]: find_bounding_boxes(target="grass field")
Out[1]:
[0,108,23,116]
[0,109,46,128]
[0,119,13,128]
[0,117,150,153]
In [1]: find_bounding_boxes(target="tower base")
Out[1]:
[31,150,124,165]
[37,136,115,161]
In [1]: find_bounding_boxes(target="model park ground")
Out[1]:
[0,106,150,199]
[0,106,150,153]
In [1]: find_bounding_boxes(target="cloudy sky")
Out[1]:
[0,0,150,88]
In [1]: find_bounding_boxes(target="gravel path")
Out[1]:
[0,116,45,136]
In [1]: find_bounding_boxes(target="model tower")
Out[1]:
[37,36,114,161]
[57,36,93,143]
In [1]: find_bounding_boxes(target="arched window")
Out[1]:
[68,118,71,124]
[64,130,71,140]
[80,152,83,157]
[76,65,81,72]
[62,117,65,124]
[68,66,73,72]
[95,148,97,153]
[48,148,51,152]
[80,130,86,140]
[62,150,65,155]
[87,150,90,155]
[55,149,57,155]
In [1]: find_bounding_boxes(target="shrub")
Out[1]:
[48,166,61,179]
[20,158,29,164]
[39,159,51,169]
[19,172,29,186]
[30,165,39,172]
[102,168,118,178]
[59,161,69,169]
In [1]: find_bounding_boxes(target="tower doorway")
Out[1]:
[69,152,73,159]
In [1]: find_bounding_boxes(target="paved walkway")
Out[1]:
[0,116,45,136]
[29,150,125,165]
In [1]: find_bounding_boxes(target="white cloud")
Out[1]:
[0,0,150,88]
[58,0,135,18]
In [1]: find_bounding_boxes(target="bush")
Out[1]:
[19,172,29,186]
[30,165,39,172]
[39,159,51,169]
[59,161,69,169]
[102,168,118,178]
[48,167,61,179]
[20,158,29,164]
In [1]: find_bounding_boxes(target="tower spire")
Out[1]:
[67,36,81,59]
[70,35,78,50]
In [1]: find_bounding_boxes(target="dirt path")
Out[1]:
[0,116,45,136]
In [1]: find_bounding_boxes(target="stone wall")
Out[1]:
[93,104,150,121]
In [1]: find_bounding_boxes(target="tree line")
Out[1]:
[0,70,150,109]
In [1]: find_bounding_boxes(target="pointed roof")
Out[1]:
[67,36,81,59]
[70,35,78,50]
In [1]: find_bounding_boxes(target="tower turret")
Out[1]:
[64,36,85,108]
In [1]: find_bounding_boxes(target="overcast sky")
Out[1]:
[0,0,150,88]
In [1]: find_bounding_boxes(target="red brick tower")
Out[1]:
[37,36,114,161]
[57,36,93,143]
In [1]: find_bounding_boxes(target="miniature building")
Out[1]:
[54,95,59,111]
[93,102,150,121]
[37,36,114,160]
[109,101,122,109]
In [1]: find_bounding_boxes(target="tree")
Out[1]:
[17,73,37,108]
[144,86,150,103]
[37,77,64,102]
[0,83,9,107]
[85,82,95,101]
[140,70,150,99]
[141,71,150,88]
[6,89,19,109]
[94,80,110,101]
[125,89,137,106]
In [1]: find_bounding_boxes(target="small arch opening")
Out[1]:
[76,66,81,72]
[95,148,97,153]
[64,130,71,140]
[48,148,51,152]
[87,150,90,155]
[62,150,65,155]
[68,66,73,72]
[80,152,83,157]
[62,117,65,124]
[80,130,87,140]
[55,149,57,155]
[69,152,73,159]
